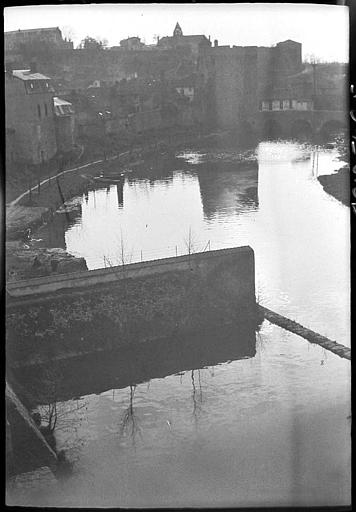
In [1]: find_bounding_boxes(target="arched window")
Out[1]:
[37,104,41,119]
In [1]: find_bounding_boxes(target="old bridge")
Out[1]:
[257,109,347,140]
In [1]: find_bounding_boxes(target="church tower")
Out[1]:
[173,22,183,37]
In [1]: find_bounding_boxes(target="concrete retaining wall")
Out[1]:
[7,246,256,367]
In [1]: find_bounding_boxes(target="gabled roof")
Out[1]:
[277,39,301,46]
[159,34,209,44]
[12,69,52,81]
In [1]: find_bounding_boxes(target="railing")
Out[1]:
[100,237,215,268]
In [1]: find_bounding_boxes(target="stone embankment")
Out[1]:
[260,306,351,360]
[6,247,257,368]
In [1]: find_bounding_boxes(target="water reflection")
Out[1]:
[119,385,142,448]
[197,165,259,219]
[8,139,350,507]
[14,323,257,404]
[116,182,124,208]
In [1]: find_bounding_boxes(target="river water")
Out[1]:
[8,139,350,507]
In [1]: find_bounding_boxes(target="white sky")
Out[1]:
[4,3,349,62]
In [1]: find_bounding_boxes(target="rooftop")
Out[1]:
[53,97,72,106]
[5,27,60,35]
[12,69,52,81]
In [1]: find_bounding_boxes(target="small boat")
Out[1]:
[93,175,124,184]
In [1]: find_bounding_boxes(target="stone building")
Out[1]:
[157,22,211,62]
[5,27,73,53]
[119,37,145,50]
[53,97,75,152]
[5,63,57,165]
[198,39,304,131]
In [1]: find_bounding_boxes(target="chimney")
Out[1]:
[208,35,211,42]
[214,39,218,47]
[30,61,37,73]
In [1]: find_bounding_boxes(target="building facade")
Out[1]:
[157,22,211,63]
[5,27,73,52]
[53,97,75,152]
[198,39,304,130]
[5,65,57,165]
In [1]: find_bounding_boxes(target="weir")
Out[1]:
[260,306,350,360]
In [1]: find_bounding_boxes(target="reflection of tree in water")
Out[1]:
[191,370,203,426]
[28,366,88,476]
[119,385,142,447]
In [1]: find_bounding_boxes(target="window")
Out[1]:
[44,103,48,116]
[282,100,290,110]
[37,104,41,119]
[272,100,280,111]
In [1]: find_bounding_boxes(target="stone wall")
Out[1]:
[7,247,256,367]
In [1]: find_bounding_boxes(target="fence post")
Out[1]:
[175,245,178,257]
[140,250,143,262]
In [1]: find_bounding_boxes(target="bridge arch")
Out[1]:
[262,119,283,140]
[291,119,313,140]
[319,119,347,141]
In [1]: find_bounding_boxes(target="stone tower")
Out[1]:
[173,22,183,37]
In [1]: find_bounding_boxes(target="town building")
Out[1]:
[53,97,75,152]
[5,63,57,166]
[5,27,73,53]
[157,22,211,62]
[119,37,145,50]
[197,39,304,130]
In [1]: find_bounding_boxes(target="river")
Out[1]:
[8,139,350,507]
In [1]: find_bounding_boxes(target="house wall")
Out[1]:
[5,74,57,165]
[55,115,75,151]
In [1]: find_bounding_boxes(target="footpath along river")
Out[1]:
[8,139,350,507]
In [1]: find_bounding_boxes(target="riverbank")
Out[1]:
[317,165,349,206]
[5,129,229,282]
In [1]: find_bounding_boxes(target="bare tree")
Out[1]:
[61,25,75,43]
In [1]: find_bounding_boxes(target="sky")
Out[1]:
[4,3,349,63]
